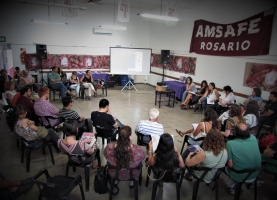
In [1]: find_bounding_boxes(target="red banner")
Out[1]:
[189,8,275,56]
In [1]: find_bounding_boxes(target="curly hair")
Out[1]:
[253,88,261,97]
[154,133,179,170]
[244,100,259,121]
[202,128,225,156]
[229,104,244,121]
[203,108,219,129]
[115,126,133,168]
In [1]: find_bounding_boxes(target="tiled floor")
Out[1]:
[0,84,276,200]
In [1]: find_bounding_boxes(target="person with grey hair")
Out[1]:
[135,108,164,139]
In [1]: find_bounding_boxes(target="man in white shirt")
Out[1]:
[135,108,164,141]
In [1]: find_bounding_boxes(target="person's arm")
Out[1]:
[192,122,203,137]
[76,77,80,84]
[198,90,208,102]
[174,145,185,168]
[260,110,274,117]
[78,116,85,122]
[185,150,206,166]
[187,83,194,91]
[148,141,156,166]
[227,159,233,168]
[221,129,231,137]
[0,178,21,190]
[90,76,94,83]
[26,119,38,131]
[257,100,263,108]
[263,147,276,158]
[80,75,85,83]
[243,97,250,105]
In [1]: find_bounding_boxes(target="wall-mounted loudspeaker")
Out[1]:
[36,44,47,59]
[161,50,170,63]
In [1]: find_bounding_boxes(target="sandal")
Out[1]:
[176,129,185,137]
[189,105,195,109]
[181,105,187,110]
[184,172,193,181]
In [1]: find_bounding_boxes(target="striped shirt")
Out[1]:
[59,108,80,121]
[135,120,164,136]
[34,99,59,127]
[244,114,258,128]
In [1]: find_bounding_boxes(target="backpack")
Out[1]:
[258,133,276,153]
[94,166,108,194]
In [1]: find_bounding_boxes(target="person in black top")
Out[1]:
[0,69,13,98]
[259,91,277,126]
[80,70,96,100]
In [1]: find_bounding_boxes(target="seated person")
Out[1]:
[80,70,96,100]
[0,69,13,98]
[4,81,16,104]
[176,108,219,145]
[0,173,33,200]
[148,133,184,182]
[215,85,235,116]
[181,129,227,182]
[21,70,39,93]
[135,108,164,142]
[12,105,60,151]
[59,96,93,132]
[243,88,263,108]
[221,104,245,137]
[48,66,73,99]
[69,71,80,100]
[13,66,22,79]
[181,80,208,108]
[257,91,277,133]
[194,82,220,112]
[58,67,70,89]
[243,100,259,129]
[262,140,277,175]
[16,86,38,123]
[34,86,63,128]
[58,120,98,164]
[104,126,145,187]
[91,99,121,139]
[222,123,261,195]
[180,76,197,108]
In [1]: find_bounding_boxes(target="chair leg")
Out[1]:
[215,180,219,200]
[234,183,242,200]
[192,180,200,200]
[256,123,264,138]
[65,162,70,176]
[176,180,181,200]
[26,148,31,172]
[102,138,104,144]
[151,181,158,200]
[109,178,115,200]
[254,180,257,200]
[134,180,139,200]
[146,167,151,187]
[21,144,25,163]
[79,181,86,200]
[84,165,90,192]
[38,193,43,200]
[48,144,55,165]
[96,150,101,167]
[42,147,46,155]
[180,138,186,154]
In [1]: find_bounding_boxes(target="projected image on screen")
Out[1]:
[110,47,152,75]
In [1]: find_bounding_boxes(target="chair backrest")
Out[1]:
[136,131,151,146]
[108,163,142,181]
[150,167,184,183]
[38,115,63,128]
[188,166,225,182]
[95,124,113,138]
[229,167,261,183]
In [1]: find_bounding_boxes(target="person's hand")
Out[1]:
[107,108,111,114]
[27,120,35,126]
[174,145,178,152]
[210,99,215,102]
[148,140,153,149]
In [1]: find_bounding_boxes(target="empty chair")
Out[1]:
[33,168,85,200]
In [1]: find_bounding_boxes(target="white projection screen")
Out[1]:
[110,47,152,75]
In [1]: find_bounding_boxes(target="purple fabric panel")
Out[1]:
[164,81,186,99]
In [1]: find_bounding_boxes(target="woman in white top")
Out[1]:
[69,71,80,100]
[176,108,219,145]
[180,77,197,108]
[215,85,235,115]
[195,82,220,112]
[4,81,17,104]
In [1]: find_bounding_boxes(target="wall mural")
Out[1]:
[243,62,277,92]
[25,54,110,71]
[151,53,197,75]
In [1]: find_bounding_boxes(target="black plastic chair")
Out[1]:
[20,137,55,172]
[262,161,277,182]
[33,168,85,200]
[65,148,101,192]
[136,131,151,146]
[108,163,142,200]
[256,119,277,138]
[48,77,61,101]
[187,166,225,200]
[38,115,64,130]
[94,79,108,97]
[180,135,205,154]
[94,124,117,144]
[146,167,185,200]
[222,167,261,200]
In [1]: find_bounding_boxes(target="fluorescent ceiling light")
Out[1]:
[99,25,127,31]
[31,19,68,25]
[19,0,86,10]
[139,13,179,22]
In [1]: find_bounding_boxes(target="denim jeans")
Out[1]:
[69,84,80,97]
[51,82,67,98]
[181,91,188,102]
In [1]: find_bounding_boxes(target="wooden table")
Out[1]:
[155,90,176,108]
